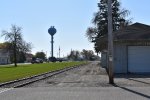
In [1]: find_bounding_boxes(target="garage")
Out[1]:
[100,23,150,73]
[128,46,150,73]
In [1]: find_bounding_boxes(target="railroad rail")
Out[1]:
[0,63,88,88]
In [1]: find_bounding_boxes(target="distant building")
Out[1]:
[25,53,33,62]
[0,49,11,65]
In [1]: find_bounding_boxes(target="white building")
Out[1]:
[0,49,11,65]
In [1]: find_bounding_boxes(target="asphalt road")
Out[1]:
[0,87,150,100]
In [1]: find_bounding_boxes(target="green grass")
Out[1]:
[0,62,86,83]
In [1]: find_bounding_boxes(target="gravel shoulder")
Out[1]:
[25,61,111,87]
[25,61,150,87]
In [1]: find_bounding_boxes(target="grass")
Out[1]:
[0,61,86,83]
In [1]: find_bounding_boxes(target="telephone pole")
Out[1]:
[108,0,114,84]
[59,46,60,58]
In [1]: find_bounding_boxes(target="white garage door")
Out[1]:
[128,46,150,73]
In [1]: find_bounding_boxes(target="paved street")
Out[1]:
[0,87,150,100]
[0,61,150,100]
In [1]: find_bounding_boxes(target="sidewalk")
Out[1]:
[0,63,31,66]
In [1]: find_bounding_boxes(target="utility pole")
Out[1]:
[46,51,47,59]
[59,46,60,58]
[108,0,114,84]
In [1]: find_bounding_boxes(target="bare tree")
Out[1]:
[1,25,32,66]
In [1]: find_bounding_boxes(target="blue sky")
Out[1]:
[0,0,150,57]
[121,0,150,24]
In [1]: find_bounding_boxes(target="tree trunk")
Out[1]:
[14,33,17,67]
[14,44,17,67]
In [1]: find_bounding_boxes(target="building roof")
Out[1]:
[114,23,150,40]
[95,23,150,51]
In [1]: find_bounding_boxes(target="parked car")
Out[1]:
[48,57,68,62]
[31,57,43,64]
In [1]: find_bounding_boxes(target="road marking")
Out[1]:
[0,88,14,94]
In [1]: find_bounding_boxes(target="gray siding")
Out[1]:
[114,44,127,73]
[101,44,128,73]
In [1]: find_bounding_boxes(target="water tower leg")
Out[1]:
[51,36,54,57]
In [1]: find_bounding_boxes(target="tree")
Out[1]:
[67,49,99,61]
[0,42,30,63]
[67,50,81,61]
[35,52,46,60]
[81,49,95,60]
[86,27,98,42]
[1,25,32,66]
[86,0,131,53]
[17,51,26,63]
[0,42,12,50]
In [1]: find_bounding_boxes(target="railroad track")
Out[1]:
[0,63,88,88]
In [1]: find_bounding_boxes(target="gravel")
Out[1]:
[25,61,150,87]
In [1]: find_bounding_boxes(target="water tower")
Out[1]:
[48,26,57,58]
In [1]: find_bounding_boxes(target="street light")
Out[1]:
[108,0,114,84]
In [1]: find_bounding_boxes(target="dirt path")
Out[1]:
[25,61,111,87]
